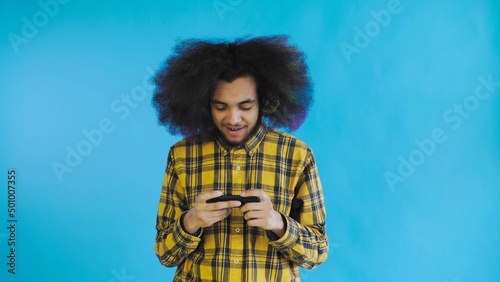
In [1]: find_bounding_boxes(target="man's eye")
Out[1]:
[241,106,252,111]
[215,107,226,111]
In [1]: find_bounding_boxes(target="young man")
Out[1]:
[153,36,328,281]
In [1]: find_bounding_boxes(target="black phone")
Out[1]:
[206,195,261,205]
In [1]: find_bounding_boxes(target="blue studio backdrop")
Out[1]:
[1,0,499,281]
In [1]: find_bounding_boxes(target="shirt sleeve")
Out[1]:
[267,149,329,269]
[155,148,202,267]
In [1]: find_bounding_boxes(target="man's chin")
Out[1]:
[222,134,246,147]
[225,137,244,146]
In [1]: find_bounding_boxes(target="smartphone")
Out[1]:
[206,195,261,205]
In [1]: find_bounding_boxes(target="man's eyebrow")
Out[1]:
[210,99,226,105]
[238,99,257,105]
[210,98,257,105]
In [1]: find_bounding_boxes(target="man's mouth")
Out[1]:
[224,125,245,136]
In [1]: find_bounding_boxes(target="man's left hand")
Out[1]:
[239,190,286,238]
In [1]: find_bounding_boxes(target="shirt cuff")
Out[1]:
[174,213,203,246]
[267,214,299,250]
[179,212,202,237]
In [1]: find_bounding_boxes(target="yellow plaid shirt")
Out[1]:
[155,123,328,281]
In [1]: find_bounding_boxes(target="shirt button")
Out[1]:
[235,228,240,233]
[248,151,254,156]
[236,166,241,171]
[234,259,239,263]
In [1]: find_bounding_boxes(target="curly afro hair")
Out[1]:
[152,35,313,140]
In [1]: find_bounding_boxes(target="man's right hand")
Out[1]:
[183,190,241,233]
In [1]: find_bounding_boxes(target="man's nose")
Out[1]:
[228,109,241,124]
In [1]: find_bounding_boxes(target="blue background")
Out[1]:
[1,0,499,281]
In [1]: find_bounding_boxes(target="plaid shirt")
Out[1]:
[155,123,328,281]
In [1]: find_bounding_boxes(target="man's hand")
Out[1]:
[183,191,241,233]
[239,190,286,238]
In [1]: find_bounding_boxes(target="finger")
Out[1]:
[245,217,263,227]
[197,190,223,202]
[243,210,261,221]
[218,209,232,222]
[240,202,261,212]
[240,190,267,201]
[207,208,232,219]
[199,208,232,227]
[243,210,252,220]
[209,200,241,210]
[246,219,257,226]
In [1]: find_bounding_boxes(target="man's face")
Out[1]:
[211,76,259,145]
